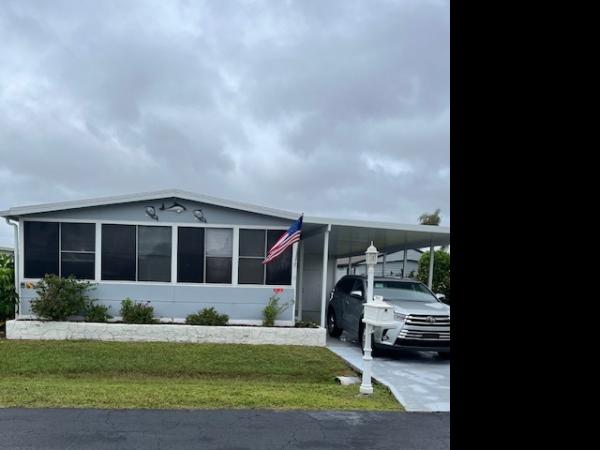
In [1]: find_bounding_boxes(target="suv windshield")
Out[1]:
[372,281,438,303]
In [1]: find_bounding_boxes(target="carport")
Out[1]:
[296,217,450,326]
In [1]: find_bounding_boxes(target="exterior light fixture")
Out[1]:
[145,206,159,221]
[365,241,378,267]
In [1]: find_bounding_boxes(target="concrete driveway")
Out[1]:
[327,332,450,412]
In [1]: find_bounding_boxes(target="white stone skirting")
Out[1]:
[5,320,326,347]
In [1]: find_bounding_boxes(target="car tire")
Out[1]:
[327,308,343,337]
[437,351,450,359]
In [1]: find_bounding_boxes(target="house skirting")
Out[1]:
[5,320,326,347]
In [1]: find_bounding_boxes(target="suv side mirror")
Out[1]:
[350,290,363,299]
[435,293,446,300]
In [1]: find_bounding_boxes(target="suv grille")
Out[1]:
[405,314,450,327]
[394,314,450,343]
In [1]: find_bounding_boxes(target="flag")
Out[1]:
[262,215,303,264]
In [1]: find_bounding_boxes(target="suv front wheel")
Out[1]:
[327,308,343,337]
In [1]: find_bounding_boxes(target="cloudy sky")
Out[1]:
[0,0,449,247]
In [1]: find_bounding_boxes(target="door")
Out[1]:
[343,279,365,335]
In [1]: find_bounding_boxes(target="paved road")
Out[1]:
[327,332,450,412]
[0,409,449,450]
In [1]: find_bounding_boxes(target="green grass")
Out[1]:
[0,340,402,410]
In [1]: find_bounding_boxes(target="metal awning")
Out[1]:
[301,218,449,258]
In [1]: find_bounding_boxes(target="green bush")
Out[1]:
[84,303,112,323]
[30,274,95,321]
[185,307,229,326]
[120,298,157,324]
[262,289,291,327]
[0,254,18,322]
[294,320,319,328]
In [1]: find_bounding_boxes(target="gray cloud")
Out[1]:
[0,0,449,246]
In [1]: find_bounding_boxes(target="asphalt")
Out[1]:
[0,409,449,450]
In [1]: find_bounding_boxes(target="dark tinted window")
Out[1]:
[61,223,95,251]
[101,224,136,281]
[352,279,365,296]
[205,229,232,283]
[206,257,232,284]
[238,258,264,284]
[24,221,59,278]
[336,277,354,294]
[138,226,171,282]
[265,230,292,285]
[60,223,95,280]
[61,252,95,279]
[177,227,205,283]
[239,229,265,257]
[238,229,266,284]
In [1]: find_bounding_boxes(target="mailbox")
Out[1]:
[363,295,396,327]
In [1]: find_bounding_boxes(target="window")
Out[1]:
[237,229,292,285]
[336,277,355,294]
[101,224,136,281]
[238,229,265,284]
[138,226,171,282]
[177,227,204,283]
[24,221,95,280]
[205,228,232,283]
[265,230,292,285]
[61,223,95,279]
[24,221,59,278]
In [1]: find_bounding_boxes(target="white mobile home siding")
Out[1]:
[17,197,297,324]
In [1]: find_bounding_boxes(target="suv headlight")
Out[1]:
[394,312,407,323]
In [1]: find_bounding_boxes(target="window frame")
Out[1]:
[20,219,293,288]
[60,222,96,280]
[238,228,293,286]
[23,220,97,280]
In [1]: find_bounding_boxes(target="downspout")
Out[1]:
[5,218,19,318]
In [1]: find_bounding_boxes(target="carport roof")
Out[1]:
[0,189,449,255]
[301,219,449,258]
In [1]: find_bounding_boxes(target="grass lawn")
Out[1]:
[0,340,402,410]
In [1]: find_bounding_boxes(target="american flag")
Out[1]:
[262,215,303,264]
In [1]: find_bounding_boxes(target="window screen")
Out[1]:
[138,226,171,282]
[177,227,204,283]
[60,223,95,279]
[265,229,292,285]
[101,224,136,281]
[238,229,293,285]
[238,229,266,284]
[205,228,232,283]
[24,221,59,278]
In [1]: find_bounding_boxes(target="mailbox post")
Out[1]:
[359,243,395,395]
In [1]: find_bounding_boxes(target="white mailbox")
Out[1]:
[363,295,396,327]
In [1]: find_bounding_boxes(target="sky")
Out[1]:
[0,0,449,248]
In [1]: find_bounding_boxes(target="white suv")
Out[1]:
[327,276,450,358]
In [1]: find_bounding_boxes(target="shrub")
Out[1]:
[84,302,112,323]
[30,274,95,321]
[295,320,319,328]
[120,298,157,324]
[185,307,229,326]
[0,253,18,322]
[262,288,292,327]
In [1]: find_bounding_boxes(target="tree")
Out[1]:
[418,209,441,226]
[0,253,18,322]
[417,250,450,300]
